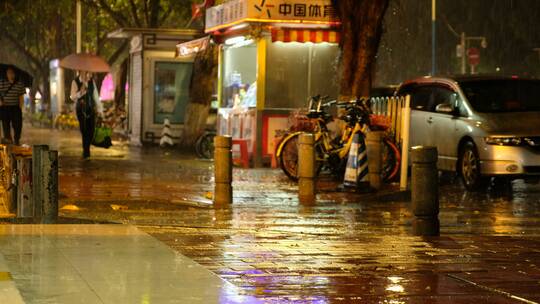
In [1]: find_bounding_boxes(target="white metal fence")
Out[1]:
[370,95,411,190]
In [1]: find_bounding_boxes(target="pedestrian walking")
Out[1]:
[0,66,26,145]
[70,71,103,159]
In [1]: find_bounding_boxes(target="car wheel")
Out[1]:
[458,142,489,191]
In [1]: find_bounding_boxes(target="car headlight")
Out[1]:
[484,137,522,146]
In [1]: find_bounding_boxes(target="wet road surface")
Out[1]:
[0,225,260,304]
[20,126,540,303]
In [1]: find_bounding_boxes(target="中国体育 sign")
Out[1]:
[205,0,338,32]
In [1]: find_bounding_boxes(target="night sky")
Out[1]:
[375,0,540,85]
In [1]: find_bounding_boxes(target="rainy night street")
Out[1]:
[3,0,540,303]
[4,125,537,303]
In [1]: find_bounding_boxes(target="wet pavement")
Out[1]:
[0,225,259,304]
[13,126,540,302]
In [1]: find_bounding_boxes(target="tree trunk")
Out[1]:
[114,58,128,110]
[149,0,161,27]
[39,69,50,112]
[181,43,218,146]
[332,0,389,100]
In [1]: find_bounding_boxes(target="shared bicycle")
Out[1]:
[276,96,401,183]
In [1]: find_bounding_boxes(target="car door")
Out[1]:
[426,86,460,171]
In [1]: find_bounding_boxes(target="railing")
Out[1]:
[370,95,408,145]
[370,95,411,190]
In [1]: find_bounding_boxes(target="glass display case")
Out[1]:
[221,40,258,109]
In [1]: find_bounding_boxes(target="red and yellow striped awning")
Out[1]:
[271,28,340,44]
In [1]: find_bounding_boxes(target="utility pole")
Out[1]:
[459,32,487,75]
[76,0,82,53]
[441,16,486,75]
[431,0,436,76]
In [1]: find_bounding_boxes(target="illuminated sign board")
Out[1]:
[205,0,338,32]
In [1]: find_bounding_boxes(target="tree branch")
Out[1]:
[98,33,109,51]
[159,5,174,25]
[149,0,160,27]
[128,0,143,28]
[0,32,43,69]
[143,0,150,27]
[83,0,130,27]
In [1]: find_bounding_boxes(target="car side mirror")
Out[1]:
[435,103,455,115]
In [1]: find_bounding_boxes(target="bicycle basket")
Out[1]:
[288,110,316,132]
[369,114,391,131]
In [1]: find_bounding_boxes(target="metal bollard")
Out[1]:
[42,150,59,223]
[366,131,384,190]
[214,136,232,206]
[31,145,59,223]
[32,145,48,222]
[411,146,439,236]
[298,133,315,204]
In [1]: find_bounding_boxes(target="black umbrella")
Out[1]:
[0,64,33,87]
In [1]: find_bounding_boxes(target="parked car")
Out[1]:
[396,75,540,190]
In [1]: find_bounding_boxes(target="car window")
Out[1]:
[430,86,457,113]
[406,86,432,111]
[399,83,462,114]
[456,98,469,117]
[459,79,540,113]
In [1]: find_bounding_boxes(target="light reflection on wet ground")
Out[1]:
[20,127,540,303]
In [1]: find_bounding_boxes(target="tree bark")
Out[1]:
[149,0,161,27]
[39,67,50,109]
[128,0,143,27]
[114,57,129,109]
[332,0,389,100]
[181,43,218,146]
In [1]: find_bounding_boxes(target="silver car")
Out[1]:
[396,76,540,190]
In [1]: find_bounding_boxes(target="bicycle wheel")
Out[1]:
[279,133,324,181]
[382,138,401,182]
[279,133,301,181]
[195,132,216,159]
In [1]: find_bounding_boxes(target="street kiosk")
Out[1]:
[192,0,341,166]
[109,28,203,145]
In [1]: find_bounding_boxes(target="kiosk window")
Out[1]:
[266,40,339,109]
[153,61,193,124]
[221,41,257,108]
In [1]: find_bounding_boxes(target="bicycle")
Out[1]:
[276,96,401,182]
[195,130,216,159]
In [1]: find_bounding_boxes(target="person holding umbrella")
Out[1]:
[70,71,103,159]
[0,66,26,145]
[61,53,109,159]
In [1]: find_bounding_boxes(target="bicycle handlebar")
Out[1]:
[309,95,372,113]
[322,100,337,108]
